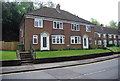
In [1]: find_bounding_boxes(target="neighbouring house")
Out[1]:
[19,4,120,51]
[94,26,120,48]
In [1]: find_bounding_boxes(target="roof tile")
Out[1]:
[27,7,93,24]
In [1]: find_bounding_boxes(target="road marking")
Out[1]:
[63,58,118,68]
[0,70,45,76]
[1,58,118,76]
[70,69,106,79]
[83,69,106,76]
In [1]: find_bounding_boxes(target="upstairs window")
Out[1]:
[108,34,112,38]
[34,18,43,28]
[114,35,116,38]
[86,25,91,32]
[53,21,63,29]
[118,35,120,39]
[103,34,106,38]
[97,33,101,38]
[33,35,38,44]
[71,36,81,44]
[71,24,80,31]
[52,35,65,44]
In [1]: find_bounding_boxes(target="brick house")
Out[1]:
[94,26,120,48]
[19,4,120,51]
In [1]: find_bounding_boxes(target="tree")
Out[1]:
[47,1,56,8]
[16,2,35,14]
[90,18,100,26]
[106,20,118,29]
[2,1,55,41]
[34,1,56,9]
[2,2,35,41]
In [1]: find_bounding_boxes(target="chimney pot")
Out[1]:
[56,4,60,11]
[100,24,104,26]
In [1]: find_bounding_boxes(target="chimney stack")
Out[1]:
[100,24,104,27]
[56,4,60,12]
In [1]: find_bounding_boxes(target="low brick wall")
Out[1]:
[114,52,120,54]
[33,52,114,64]
[1,60,21,66]
[1,52,118,66]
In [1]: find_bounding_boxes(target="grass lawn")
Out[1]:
[0,51,17,60]
[107,47,120,52]
[0,49,112,60]
[36,49,110,59]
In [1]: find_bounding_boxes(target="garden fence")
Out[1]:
[0,41,19,51]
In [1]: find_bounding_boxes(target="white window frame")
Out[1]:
[114,40,117,45]
[114,35,116,39]
[86,25,91,32]
[108,34,112,38]
[71,36,81,44]
[97,33,101,38]
[98,40,102,45]
[52,35,65,44]
[109,40,113,44]
[118,35,120,39]
[33,35,38,44]
[34,18,43,28]
[119,40,120,45]
[53,21,63,29]
[71,24,80,31]
[103,34,106,38]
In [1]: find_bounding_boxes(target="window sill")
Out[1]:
[33,43,38,45]
[53,28,63,30]
[34,26,43,28]
[86,31,91,32]
[71,43,81,45]
[52,43,65,45]
[71,30,80,31]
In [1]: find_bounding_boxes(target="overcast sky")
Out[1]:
[33,0,119,25]
[8,0,119,25]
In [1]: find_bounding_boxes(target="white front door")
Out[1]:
[83,35,89,49]
[41,32,50,50]
[103,40,107,47]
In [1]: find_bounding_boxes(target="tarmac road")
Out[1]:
[2,58,119,79]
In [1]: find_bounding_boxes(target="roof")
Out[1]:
[94,26,118,34]
[26,7,94,25]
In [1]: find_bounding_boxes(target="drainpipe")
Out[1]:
[24,17,25,51]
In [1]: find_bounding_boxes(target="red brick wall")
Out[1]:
[23,18,95,50]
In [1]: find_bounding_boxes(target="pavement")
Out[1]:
[2,58,118,79]
[1,54,119,74]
